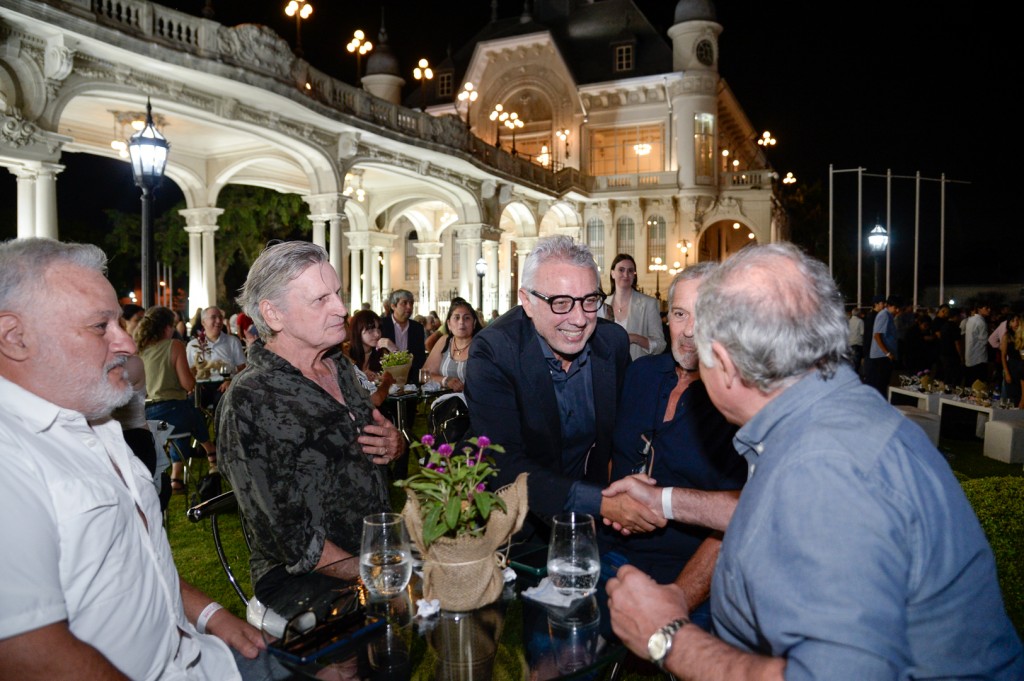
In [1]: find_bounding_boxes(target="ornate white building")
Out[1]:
[0,0,783,315]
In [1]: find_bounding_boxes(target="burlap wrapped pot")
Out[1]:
[401,473,528,611]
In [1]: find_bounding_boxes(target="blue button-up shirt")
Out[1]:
[711,364,1023,680]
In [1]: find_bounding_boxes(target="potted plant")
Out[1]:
[380,349,413,386]
[396,435,528,611]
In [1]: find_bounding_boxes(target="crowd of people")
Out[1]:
[2,234,1021,680]
[849,296,1024,405]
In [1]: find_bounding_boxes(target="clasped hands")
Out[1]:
[358,408,405,465]
[601,473,666,535]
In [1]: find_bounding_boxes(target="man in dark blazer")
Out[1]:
[466,236,663,539]
[380,289,427,380]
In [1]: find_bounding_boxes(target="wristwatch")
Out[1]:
[648,616,689,668]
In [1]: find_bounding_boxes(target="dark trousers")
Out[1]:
[864,356,893,396]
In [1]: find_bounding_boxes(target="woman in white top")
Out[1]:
[422,298,480,392]
[602,253,667,360]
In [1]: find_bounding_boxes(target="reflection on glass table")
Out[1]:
[262,555,625,680]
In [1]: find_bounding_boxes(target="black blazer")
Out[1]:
[380,315,427,380]
[465,307,630,522]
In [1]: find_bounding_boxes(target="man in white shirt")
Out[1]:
[964,302,992,386]
[0,238,287,680]
[187,306,247,410]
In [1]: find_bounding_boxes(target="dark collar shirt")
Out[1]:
[712,364,1023,679]
[216,341,390,600]
[601,353,744,582]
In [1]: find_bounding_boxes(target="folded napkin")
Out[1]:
[415,598,441,619]
[521,577,590,607]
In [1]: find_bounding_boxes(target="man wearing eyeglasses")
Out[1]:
[466,235,662,539]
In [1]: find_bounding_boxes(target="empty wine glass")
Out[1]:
[360,513,412,600]
[547,513,600,598]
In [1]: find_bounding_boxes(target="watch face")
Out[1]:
[696,39,714,66]
[648,630,670,661]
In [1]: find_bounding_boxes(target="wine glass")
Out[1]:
[547,513,600,598]
[360,513,412,600]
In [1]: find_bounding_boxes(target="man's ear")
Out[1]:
[518,288,532,317]
[259,300,284,334]
[711,341,738,388]
[0,312,30,361]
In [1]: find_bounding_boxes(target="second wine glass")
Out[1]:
[360,513,412,600]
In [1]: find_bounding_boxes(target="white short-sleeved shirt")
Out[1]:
[0,376,239,681]
[186,332,247,371]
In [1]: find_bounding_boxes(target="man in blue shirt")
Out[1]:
[606,243,1023,679]
[467,236,661,540]
[600,263,746,631]
[865,294,900,394]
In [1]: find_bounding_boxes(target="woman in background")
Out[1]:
[345,309,396,407]
[422,298,480,393]
[602,253,666,360]
[135,306,215,491]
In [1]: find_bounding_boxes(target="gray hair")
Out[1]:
[388,289,413,307]
[520,235,600,292]
[694,242,848,392]
[0,238,107,312]
[667,261,718,303]
[237,241,329,339]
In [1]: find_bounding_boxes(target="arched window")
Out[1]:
[405,229,419,279]
[586,218,605,272]
[646,215,666,262]
[616,217,635,255]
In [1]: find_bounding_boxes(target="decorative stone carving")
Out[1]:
[44,37,75,81]
[0,112,38,148]
[217,24,295,79]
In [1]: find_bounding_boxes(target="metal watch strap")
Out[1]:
[652,616,689,668]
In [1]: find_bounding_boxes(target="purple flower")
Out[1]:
[421,434,435,447]
[466,459,475,467]
[425,462,436,470]
[476,435,490,448]
[438,443,453,457]
[476,483,486,492]
[437,466,446,474]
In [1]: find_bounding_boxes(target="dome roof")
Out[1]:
[364,26,399,76]
[674,0,716,23]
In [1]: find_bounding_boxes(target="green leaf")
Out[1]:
[444,496,461,531]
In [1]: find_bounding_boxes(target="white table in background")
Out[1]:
[938,397,1024,439]
[887,386,941,414]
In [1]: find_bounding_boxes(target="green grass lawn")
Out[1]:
[167,416,1023,679]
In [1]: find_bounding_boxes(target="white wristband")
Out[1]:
[662,486,675,521]
[196,602,224,634]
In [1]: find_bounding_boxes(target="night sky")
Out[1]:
[2,1,1011,298]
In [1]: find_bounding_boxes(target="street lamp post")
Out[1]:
[868,223,888,298]
[676,240,692,267]
[648,256,667,301]
[505,112,523,155]
[345,29,373,83]
[457,82,477,128]
[413,58,433,111]
[556,128,570,164]
[283,0,312,57]
[127,98,169,309]
[475,257,488,311]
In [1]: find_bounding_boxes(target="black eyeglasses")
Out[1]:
[527,289,606,315]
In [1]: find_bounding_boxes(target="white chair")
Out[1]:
[983,421,1024,464]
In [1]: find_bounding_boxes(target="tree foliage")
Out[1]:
[103,185,310,310]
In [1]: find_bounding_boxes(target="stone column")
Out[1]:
[33,163,62,239]
[455,224,485,302]
[380,248,392,303]
[428,256,439,312]
[370,248,382,311]
[12,168,36,239]
[329,215,345,288]
[515,236,538,297]
[362,248,376,310]
[179,207,224,313]
[482,240,498,314]
[349,247,363,310]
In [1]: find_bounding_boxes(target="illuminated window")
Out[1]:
[616,217,635,255]
[646,215,666,262]
[588,125,664,176]
[586,218,606,271]
[693,113,715,185]
[437,72,453,97]
[614,44,634,72]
